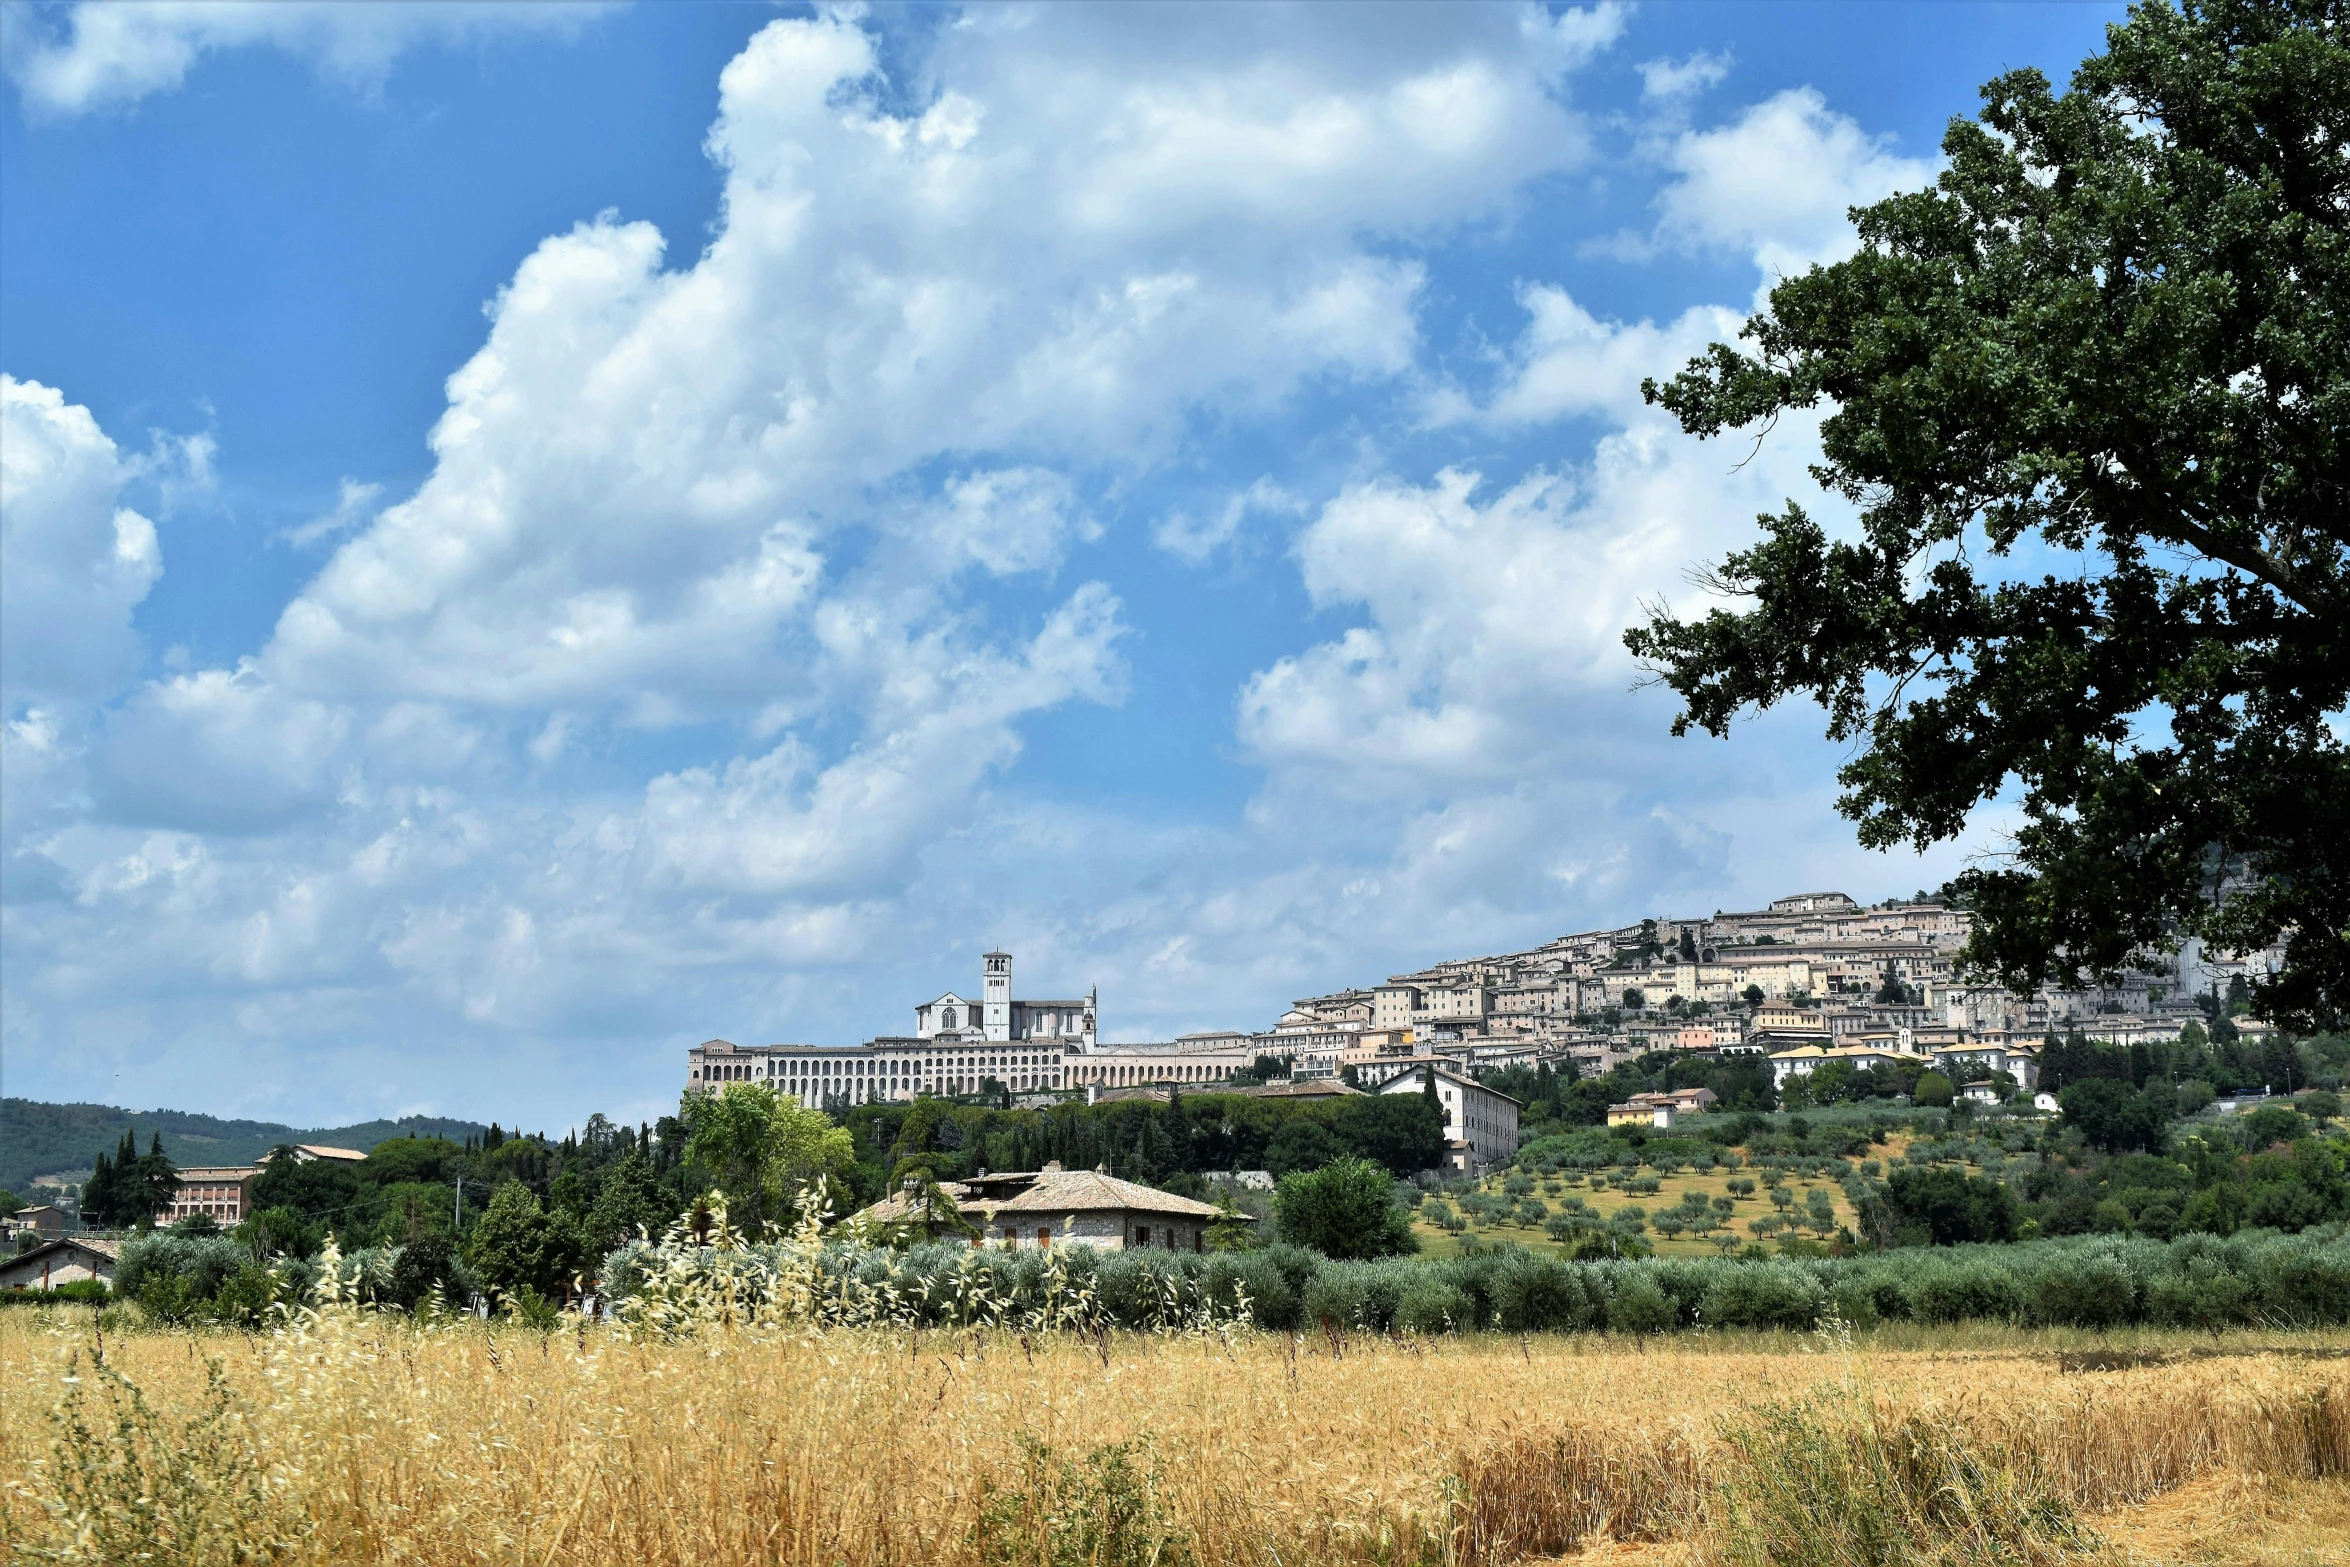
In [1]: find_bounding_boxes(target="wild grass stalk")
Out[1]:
[2,1275,2345,1567]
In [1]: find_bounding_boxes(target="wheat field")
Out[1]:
[3,1300,2347,1566]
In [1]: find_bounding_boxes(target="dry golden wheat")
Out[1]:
[3,1301,2345,1566]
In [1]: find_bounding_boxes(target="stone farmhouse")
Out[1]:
[850,1162,1239,1251]
[0,1236,120,1292]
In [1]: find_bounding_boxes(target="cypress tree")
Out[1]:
[84,1147,116,1227]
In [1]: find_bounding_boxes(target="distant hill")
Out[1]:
[0,1099,489,1197]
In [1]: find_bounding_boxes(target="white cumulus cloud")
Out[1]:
[2,6,1647,1122]
[3,1,611,116]
[1,375,159,708]
[1656,86,1938,276]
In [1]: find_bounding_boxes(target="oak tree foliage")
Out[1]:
[1628,0,2349,1027]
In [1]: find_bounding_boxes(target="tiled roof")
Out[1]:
[991,1169,1227,1218]
[6,1236,121,1263]
[1245,1079,1361,1099]
[853,1168,1235,1226]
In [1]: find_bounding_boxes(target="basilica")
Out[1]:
[913,949,1097,1049]
[685,950,1098,1105]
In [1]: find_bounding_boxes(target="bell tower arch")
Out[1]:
[982,950,1011,1042]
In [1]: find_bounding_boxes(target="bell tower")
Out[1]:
[982,950,1011,1042]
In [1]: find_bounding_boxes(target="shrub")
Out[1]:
[1906,1257,2026,1324]
[1276,1158,1417,1260]
[2029,1249,2137,1328]
[1700,1263,1827,1331]
[1227,1252,1299,1330]
[1826,1277,1881,1329]
[2254,1233,2350,1326]
[115,1233,246,1305]
[589,1219,2350,1337]
[2245,1181,2331,1233]
[2148,1255,2257,1329]
[1300,1269,1365,1330]
[386,1235,462,1312]
[1603,1269,1673,1333]
[1492,1253,1594,1333]
[2241,1104,2310,1148]
[1395,1278,1468,1334]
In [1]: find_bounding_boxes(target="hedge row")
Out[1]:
[603,1224,2350,1334]
[0,1279,109,1307]
[114,1233,480,1309]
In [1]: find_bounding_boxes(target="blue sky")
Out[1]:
[0,1,2123,1131]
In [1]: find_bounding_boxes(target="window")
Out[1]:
[1037,1227,1051,1248]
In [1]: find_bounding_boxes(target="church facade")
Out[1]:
[687,950,1100,1106]
[913,949,1096,1049]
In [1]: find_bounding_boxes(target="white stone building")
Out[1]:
[688,950,1293,1105]
[689,950,1092,1105]
[913,949,1096,1049]
[1766,1043,1935,1089]
[1372,1061,1520,1171]
[1928,1041,2041,1091]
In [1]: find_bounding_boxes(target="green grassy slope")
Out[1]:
[0,1099,487,1195]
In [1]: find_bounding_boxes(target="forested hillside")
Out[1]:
[0,1099,486,1195]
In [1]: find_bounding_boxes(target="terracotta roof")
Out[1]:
[853,1167,1237,1227]
[991,1169,1227,1218]
[4,1236,121,1264]
[1244,1078,1361,1099]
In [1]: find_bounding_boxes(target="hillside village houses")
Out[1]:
[684,891,2282,1168]
[1609,1087,1720,1129]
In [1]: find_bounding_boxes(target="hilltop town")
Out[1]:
[683,888,2291,1175]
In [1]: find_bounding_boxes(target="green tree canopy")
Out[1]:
[248,1147,363,1231]
[1629,0,2349,1030]
[1885,1165,2020,1246]
[1262,1117,1347,1177]
[1335,1092,1448,1177]
[680,1083,858,1230]
[1273,1156,1418,1260]
[580,1151,673,1254]
[2060,1078,2173,1154]
[82,1131,177,1228]
[464,1179,581,1301]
